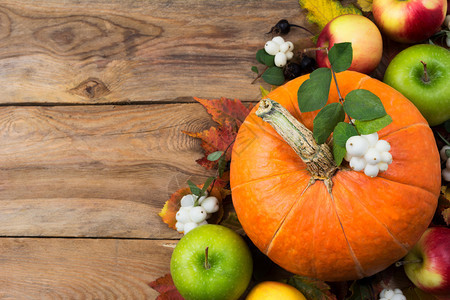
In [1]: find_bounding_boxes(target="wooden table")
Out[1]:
[0,1,312,298]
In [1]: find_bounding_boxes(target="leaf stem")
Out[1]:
[207,139,235,194]
[251,66,269,84]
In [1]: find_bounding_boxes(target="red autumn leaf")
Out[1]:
[183,123,236,170]
[194,97,252,128]
[149,273,184,300]
[159,183,230,230]
[183,97,253,170]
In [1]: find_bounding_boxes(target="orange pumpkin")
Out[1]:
[230,71,441,281]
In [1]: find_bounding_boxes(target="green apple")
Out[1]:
[383,44,450,126]
[170,224,253,300]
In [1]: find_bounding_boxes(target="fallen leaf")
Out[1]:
[183,123,236,169]
[443,207,450,226]
[356,0,373,12]
[193,97,252,128]
[285,275,337,300]
[159,183,230,231]
[345,279,376,300]
[402,286,440,300]
[149,273,184,300]
[184,97,253,170]
[299,0,362,29]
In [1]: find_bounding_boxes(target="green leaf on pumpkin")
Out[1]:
[313,103,345,144]
[298,68,332,112]
[343,89,386,121]
[333,121,359,147]
[285,275,337,300]
[354,115,393,135]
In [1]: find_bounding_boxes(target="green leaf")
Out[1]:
[199,176,215,197]
[333,121,358,147]
[343,89,386,121]
[207,151,223,161]
[251,66,259,74]
[444,120,450,133]
[345,280,375,300]
[256,48,275,67]
[218,156,227,177]
[354,114,393,135]
[333,143,346,166]
[262,66,285,86]
[187,180,202,196]
[298,68,332,112]
[328,42,353,73]
[445,149,450,158]
[285,275,337,300]
[313,103,345,144]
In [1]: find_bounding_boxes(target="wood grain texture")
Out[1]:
[0,0,312,104]
[0,238,175,299]
[0,103,219,238]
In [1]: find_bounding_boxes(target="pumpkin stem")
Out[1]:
[256,98,338,181]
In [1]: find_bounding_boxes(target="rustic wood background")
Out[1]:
[0,0,315,298]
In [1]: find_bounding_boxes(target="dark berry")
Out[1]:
[300,56,317,73]
[267,19,291,35]
[284,62,303,80]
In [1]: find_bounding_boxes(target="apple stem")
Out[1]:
[204,247,211,270]
[395,259,422,267]
[302,46,328,54]
[420,60,430,83]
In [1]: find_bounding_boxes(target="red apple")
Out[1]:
[372,0,447,43]
[403,227,450,298]
[316,14,383,74]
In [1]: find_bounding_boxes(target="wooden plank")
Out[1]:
[0,103,221,238]
[0,0,311,104]
[0,238,175,299]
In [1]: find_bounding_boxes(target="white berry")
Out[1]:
[183,222,198,234]
[364,164,379,177]
[180,194,195,207]
[175,222,184,233]
[344,151,353,162]
[379,298,388,300]
[286,51,294,60]
[380,151,393,164]
[197,220,208,226]
[200,196,220,213]
[346,135,369,156]
[375,139,391,152]
[175,207,192,223]
[286,41,294,51]
[364,148,382,165]
[443,168,450,181]
[362,132,379,146]
[394,289,402,295]
[377,162,389,172]
[274,52,287,67]
[264,41,280,55]
[272,36,285,45]
[279,42,290,53]
[440,145,450,160]
[384,289,395,299]
[189,206,207,223]
[390,294,406,300]
[197,195,207,205]
[350,156,366,171]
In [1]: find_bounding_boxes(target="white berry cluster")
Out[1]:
[344,132,393,178]
[379,288,406,300]
[264,36,294,67]
[440,145,450,181]
[175,192,219,235]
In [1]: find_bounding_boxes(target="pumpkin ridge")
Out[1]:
[230,169,308,192]
[332,173,410,253]
[266,180,316,254]
[328,189,366,278]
